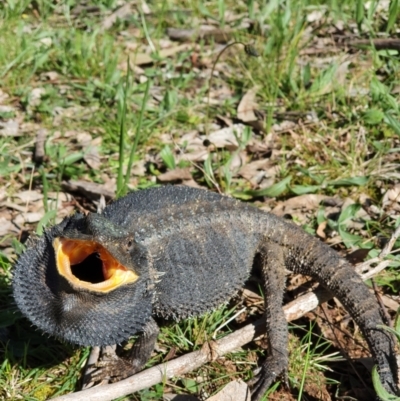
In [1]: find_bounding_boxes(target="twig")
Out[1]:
[379,224,400,259]
[100,3,132,32]
[33,128,47,164]
[347,38,400,52]
[82,346,101,390]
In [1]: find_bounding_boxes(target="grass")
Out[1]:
[1,0,400,399]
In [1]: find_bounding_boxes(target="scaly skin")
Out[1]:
[13,186,399,400]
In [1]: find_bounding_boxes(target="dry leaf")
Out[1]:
[238,159,271,181]
[0,120,20,137]
[316,221,327,239]
[228,151,246,172]
[271,120,297,133]
[14,190,44,203]
[167,26,234,43]
[77,132,102,170]
[382,184,400,215]
[273,194,329,217]
[237,87,259,122]
[206,380,250,401]
[207,124,247,150]
[182,179,203,188]
[0,187,6,202]
[158,168,192,182]
[62,180,115,200]
[178,149,209,163]
[0,105,15,113]
[34,128,48,164]
[0,217,16,236]
[381,295,400,312]
[14,212,44,226]
[53,105,99,126]
[47,192,73,202]
[28,87,46,108]
[129,44,193,66]
[0,89,10,104]
[176,131,208,163]
[130,159,147,176]
[40,71,59,81]
[101,3,131,31]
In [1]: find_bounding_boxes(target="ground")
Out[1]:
[1,1,400,400]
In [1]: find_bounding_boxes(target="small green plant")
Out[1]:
[160,145,176,170]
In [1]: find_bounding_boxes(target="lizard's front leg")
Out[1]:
[90,317,160,383]
[251,242,289,401]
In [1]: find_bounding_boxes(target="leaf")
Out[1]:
[296,166,324,184]
[181,378,198,394]
[36,210,57,235]
[290,184,321,195]
[372,365,400,400]
[129,44,192,66]
[63,152,84,166]
[384,113,400,135]
[244,175,292,198]
[355,0,365,28]
[338,227,363,248]
[363,109,384,125]
[12,239,25,255]
[387,0,399,33]
[237,87,259,122]
[328,176,368,187]
[338,204,361,225]
[309,64,337,95]
[232,191,253,200]
[337,204,363,248]
[302,63,311,87]
[370,76,389,100]
[157,168,192,182]
[159,145,176,170]
[204,154,216,188]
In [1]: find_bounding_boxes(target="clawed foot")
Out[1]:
[250,357,288,401]
[82,345,140,389]
[91,354,136,383]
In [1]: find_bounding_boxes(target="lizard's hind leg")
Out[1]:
[251,243,289,401]
[89,317,160,384]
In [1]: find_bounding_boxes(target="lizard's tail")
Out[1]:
[275,219,399,396]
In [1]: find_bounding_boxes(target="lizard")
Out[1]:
[12,185,399,400]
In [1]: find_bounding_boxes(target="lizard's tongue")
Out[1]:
[54,237,138,292]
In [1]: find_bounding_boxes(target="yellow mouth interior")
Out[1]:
[54,238,138,292]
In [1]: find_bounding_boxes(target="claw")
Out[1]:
[90,357,134,383]
[250,356,288,401]
[82,345,139,387]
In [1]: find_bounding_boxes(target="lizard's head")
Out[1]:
[12,213,154,346]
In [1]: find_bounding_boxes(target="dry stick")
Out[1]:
[348,38,400,51]
[52,226,400,401]
[82,346,101,390]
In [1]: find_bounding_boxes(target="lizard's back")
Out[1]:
[103,186,264,319]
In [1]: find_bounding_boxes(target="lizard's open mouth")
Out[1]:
[53,238,138,292]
